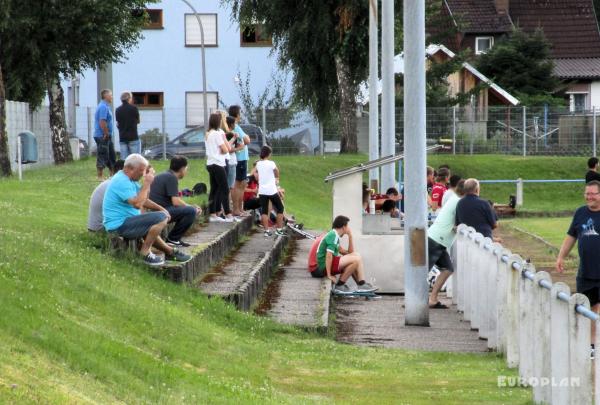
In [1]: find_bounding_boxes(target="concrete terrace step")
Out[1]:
[155,216,253,283]
[197,231,289,311]
[262,236,331,332]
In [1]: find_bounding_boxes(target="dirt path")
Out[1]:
[495,224,578,291]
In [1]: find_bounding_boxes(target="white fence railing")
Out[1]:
[454,224,599,404]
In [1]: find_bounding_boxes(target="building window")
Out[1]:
[144,9,163,29]
[240,24,272,47]
[185,14,218,47]
[132,92,164,108]
[185,92,219,127]
[569,93,588,112]
[475,36,494,54]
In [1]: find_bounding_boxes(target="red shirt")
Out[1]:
[431,183,447,207]
[244,180,258,202]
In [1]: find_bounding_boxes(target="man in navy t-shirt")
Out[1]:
[556,180,600,348]
[455,178,497,239]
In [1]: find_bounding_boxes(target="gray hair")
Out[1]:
[120,91,132,102]
[100,89,112,100]
[124,153,148,169]
[463,178,480,195]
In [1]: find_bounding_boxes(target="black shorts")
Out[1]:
[577,277,600,306]
[259,193,284,215]
[427,238,454,272]
[235,160,248,182]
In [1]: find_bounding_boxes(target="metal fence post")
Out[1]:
[452,106,456,155]
[593,106,597,157]
[522,106,527,157]
[162,108,167,160]
[262,106,267,147]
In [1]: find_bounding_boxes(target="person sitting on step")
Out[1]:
[308,215,378,294]
[103,154,191,266]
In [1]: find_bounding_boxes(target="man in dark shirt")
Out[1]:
[455,178,497,239]
[149,156,201,247]
[556,180,600,352]
[116,91,141,160]
[585,157,600,183]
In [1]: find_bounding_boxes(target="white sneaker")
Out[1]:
[223,216,235,223]
[209,216,226,222]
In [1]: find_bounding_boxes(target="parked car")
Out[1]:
[142,124,269,160]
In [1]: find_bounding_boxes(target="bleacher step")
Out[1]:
[263,235,331,332]
[197,231,289,311]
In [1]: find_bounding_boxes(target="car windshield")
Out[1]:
[176,128,205,144]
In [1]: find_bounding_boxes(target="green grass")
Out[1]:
[0,157,532,404]
[507,217,572,249]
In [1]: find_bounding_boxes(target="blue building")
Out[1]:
[69,0,289,142]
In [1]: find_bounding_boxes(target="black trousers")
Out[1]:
[206,164,230,215]
[166,205,197,240]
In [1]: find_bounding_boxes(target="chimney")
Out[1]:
[494,0,509,15]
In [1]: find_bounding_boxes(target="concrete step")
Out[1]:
[197,231,289,311]
[155,216,253,283]
[262,236,331,332]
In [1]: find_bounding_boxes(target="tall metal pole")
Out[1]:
[522,106,527,157]
[381,0,395,191]
[404,0,429,326]
[593,106,597,157]
[181,0,209,128]
[368,0,380,186]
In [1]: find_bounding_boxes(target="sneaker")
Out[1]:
[165,248,192,263]
[264,230,272,237]
[275,228,286,236]
[232,216,243,222]
[209,215,226,222]
[166,238,191,247]
[356,282,378,293]
[334,284,354,294]
[223,216,235,223]
[143,252,165,266]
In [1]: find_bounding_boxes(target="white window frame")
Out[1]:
[568,92,588,112]
[475,36,494,55]
[185,13,218,47]
[185,91,219,127]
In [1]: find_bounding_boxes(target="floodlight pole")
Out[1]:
[403,0,429,326]
[381,0,395,191]
[368,0,379,186]
[181,0,209,128]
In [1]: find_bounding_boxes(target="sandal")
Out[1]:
[429,301,448,309]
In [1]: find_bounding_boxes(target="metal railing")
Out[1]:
[454,224,599,404]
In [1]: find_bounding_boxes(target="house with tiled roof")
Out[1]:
[441,0,600,110]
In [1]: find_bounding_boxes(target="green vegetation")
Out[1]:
[506,217,572,249]
[0,157,532,403]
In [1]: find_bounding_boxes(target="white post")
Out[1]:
[368,0,379,184]
[478,238,493,341]
[532,271,552,405]
[486,242,502,350]
[262,106,267,147]
[496,248,512,354]
[452,105,456,155]
[568,294,592,404]
[522,106,527,157]
[516,178,523,207]
[381,0,395,191]
[319,123,324,156]
[403,0,428,326]
[518,263,535,383]
[455,225,471,312]
[550,282,571,404]
[162,108,167,160]
[506,254,523,368]
[17,136,22,181]
[593,106,597,157]
[469,234,484,330]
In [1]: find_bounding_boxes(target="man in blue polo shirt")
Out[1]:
[228,105,251,217]
[103,154,191,266]
[94,89,116,180]
[455,178,497,239]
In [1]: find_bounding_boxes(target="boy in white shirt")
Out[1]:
[255,145,284,236]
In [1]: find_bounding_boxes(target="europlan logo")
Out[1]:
[498,376,581,388]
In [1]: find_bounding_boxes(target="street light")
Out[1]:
[180,0,209,128]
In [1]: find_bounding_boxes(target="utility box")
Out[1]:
[18,131,38,163]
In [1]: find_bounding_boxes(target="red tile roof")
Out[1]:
[508,0,600,59]
[445,0,513,33]
[553,58,600,79]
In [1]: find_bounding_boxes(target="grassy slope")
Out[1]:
[507,218,572,249]
[0,155,558,404]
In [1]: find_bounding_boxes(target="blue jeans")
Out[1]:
[120,140,141,160]
[116,212,167,239]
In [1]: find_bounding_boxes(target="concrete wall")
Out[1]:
[591,81,600,109]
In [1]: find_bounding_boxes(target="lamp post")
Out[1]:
[180,0,209,128]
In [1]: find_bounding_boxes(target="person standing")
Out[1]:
[455,178,497,239]
[556,180,600,354]
[115,91,140,160]
[255,145,284,236]
[94,89,116,180]
[205,113,235,222]
[228,105,251,216]
[586,157,600,183]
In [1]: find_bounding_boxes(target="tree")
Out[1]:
[0,3,10,176]
[475,28,563,106]
[0,1,155,165]
[224,0,369,153]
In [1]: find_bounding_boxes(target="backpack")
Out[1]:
[307,234,325,272]
[192,182,207,195]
